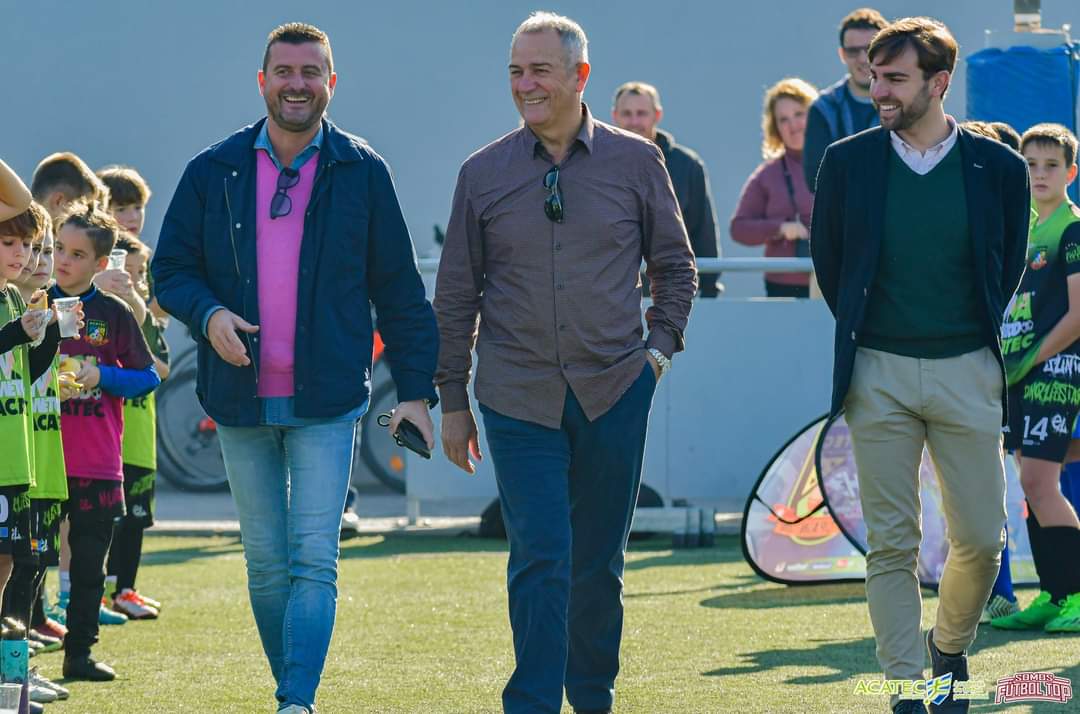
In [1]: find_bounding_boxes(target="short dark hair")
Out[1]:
[0,201,49,243]
[115,231,150,258]
[31,153,108,205]
[97,166,151,208]
[1021,123,1079,166]
[839,8,888,46]
[56,203,120,259]
[868,17,958,97]
[991,122,1022,152]
[263,22,333,74]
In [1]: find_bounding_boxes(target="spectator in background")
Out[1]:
[803,7,888,192]
[31,153,109,219]
[992,122,1023,152]
[731,78,818,298]
[612,82,722,296]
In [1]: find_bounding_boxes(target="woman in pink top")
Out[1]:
[731,78,818,297]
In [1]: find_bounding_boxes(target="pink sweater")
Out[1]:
[255,150,318,397]
[729,151,813,286]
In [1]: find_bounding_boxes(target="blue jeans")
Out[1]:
[217,397,364,711]
[480,363,656,714]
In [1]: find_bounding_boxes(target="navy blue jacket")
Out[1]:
[152,118,438,426]
[810,126,1030,422]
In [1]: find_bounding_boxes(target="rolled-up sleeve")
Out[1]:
[433,163,485,413]
[640,144,697,357]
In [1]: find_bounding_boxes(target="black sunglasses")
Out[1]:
[543,166,563,223]
[270,167,301,220]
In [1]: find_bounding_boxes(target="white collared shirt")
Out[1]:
[890,117,959,175]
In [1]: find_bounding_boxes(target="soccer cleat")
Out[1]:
[27,628,62,653]
[33,617,67,641]
[112,589,158,620]
[893,701,928,713]
[133,590,162,611]
[30,666,69,700]
[99,599,128,626]
[990,591,1062,630]
[979,594,1020,624]
[1044,593,1080,633]
[63,655,116,681]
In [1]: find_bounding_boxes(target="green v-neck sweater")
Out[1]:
[860,143,985,358]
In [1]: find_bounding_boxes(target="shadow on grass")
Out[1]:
[704,635,878,684]
[142,538,243,566]
[338,534,510,560]
[700,581,866,610]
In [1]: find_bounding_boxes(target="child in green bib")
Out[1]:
[995,123,1080,635]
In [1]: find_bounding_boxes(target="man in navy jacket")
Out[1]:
[810,18,1028,714]
[152,23,437,714]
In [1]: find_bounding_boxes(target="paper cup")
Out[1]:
[53,297,81,339]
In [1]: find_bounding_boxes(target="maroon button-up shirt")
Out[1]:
[434,105,697,428]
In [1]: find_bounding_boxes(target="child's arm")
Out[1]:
[1035,224,1080,364]
[27,323,60,383]
[76,362,159,399]
[0,158,32,222]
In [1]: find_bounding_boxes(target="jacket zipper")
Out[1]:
[223,176,258,385]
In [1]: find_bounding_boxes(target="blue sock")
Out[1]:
[990,529,1016,603]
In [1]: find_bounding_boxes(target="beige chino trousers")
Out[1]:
[844,347,1007,682]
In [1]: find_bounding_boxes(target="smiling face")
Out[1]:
[54,225,107,294]
[510,30,588,135]
[773,97,809,153]
[1024,142,1078,205]
[258,41,337,134]
[612,92,660,141]
[870,46,945,132]
[840,27,878,91]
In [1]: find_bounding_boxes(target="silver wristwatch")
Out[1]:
[647,348,671,376]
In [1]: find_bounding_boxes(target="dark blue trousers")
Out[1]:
[480,364,657,714]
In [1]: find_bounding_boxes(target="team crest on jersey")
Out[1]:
[86,320,108,346]
[1030,250,1048,270]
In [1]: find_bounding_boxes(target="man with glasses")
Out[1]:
[152,23,437,714]
[803,7,888,192]
[434,12,696,714]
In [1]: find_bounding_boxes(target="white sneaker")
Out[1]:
[28,680,57,704]
[30,667,69,700]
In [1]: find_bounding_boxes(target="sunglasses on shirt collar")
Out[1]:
[543,166,563,223]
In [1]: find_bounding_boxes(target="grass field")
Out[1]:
[31,534,1080,713]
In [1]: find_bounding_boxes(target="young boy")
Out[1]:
[9,218,73,703]
[51,204,159,681]
[104,233,169,619]
[995,123,1080,634]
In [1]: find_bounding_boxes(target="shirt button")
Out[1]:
[235,223,241,229]
[555,242,562,251]
[851,331,857,340]
[232,171,238,177]
[558,324,566,331]
[557,284,564,291]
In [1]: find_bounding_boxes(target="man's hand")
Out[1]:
[779,221,809,241]
[207,309,259,367]
[645,350,661,381]
[75,361,101,390]
[388,399,435,451]
[441,408,482,475]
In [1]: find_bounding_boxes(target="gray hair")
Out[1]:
[511,11,589,69]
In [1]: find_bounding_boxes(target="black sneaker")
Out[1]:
[893,700,928,713]
[63,655,116,681]
[926,628,969,713]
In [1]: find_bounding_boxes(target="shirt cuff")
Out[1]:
[201,305,225,338]
[646,329,677,360]
[437,382,471,413]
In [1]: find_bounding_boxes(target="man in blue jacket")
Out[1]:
[811,18,1028,714]
[151,23,437,714]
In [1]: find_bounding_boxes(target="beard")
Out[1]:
[876,82,931,131]
[264,91,328,133]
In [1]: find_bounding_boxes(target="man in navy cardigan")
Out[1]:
[810,18,1028,714]
[152,23,437,714]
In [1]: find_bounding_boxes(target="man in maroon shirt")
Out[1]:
[434,11,696,714]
